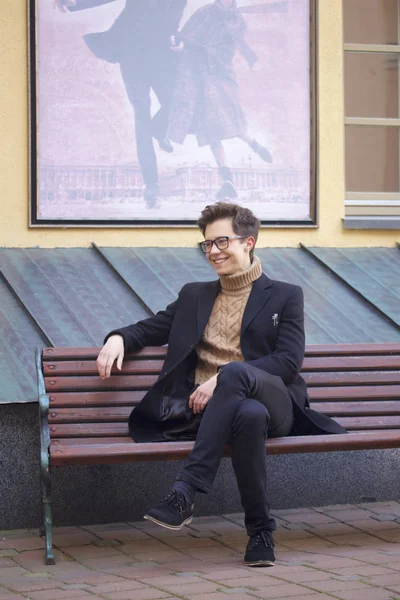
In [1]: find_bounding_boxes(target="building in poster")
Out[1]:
[39,162,304,221]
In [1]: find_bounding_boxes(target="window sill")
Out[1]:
[343,216,400,230]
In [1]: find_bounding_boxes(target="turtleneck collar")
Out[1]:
[219,256,262,291]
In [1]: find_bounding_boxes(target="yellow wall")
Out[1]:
[0,1,398,248]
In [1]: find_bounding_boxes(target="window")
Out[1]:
[343,0,400,228]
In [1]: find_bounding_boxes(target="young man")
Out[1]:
[97,202,344,567]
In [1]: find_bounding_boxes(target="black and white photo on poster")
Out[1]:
[31,0,314,224]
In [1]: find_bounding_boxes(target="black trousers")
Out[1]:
[177,362,294,536]
[119,53,177,187]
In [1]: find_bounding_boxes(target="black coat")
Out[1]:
[108,274,346,442]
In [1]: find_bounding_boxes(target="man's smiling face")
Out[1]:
[204,218,254,276]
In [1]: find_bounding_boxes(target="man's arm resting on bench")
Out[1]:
[97,295,180,378]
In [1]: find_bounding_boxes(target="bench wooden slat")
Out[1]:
[48,416,400,438]
[42,347,168,360]
[312,401,400,416]
[335,416,400,429]
[49,423,130,438]
[52,437,134,446]
[48,401,400,424]
[308,385,400,400]
[45,375,158,392]
[301,356,400,371]
[44,372,400,393]
[48,391,146,407]
[43,360,165,376]
[42,355,400,378]
[49,407,132,423]
[42,356,400,377]
[304,372,400,385]
[303,343,400,356]
[42,343,400,362]
[49,430,400,466]
[46,385,400,409]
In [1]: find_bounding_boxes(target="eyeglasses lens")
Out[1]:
[216,237,229,250]
[201,237,230,253]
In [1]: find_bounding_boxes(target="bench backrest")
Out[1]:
[39,344,400,442]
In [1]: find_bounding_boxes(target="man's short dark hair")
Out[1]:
[197,202,260,261]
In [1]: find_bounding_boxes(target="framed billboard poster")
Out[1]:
[29,0,317,226]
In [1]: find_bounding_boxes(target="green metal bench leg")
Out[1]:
[36,348,55,565]
[41,467,55,565]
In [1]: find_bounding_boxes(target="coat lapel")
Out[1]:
[241,273,272,335]
[197,279,221,338]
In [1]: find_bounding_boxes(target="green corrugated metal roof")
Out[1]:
[302,247,400,327]
[0,246,399,404]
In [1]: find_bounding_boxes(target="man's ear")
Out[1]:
[246,236,255,251]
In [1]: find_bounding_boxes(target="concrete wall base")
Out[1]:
[1,404,398,530]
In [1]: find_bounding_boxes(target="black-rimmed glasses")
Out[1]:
[199,236,246,253]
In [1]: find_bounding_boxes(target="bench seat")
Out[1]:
[50,430,400,465]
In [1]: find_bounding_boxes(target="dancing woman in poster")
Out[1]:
[168,0,273,199]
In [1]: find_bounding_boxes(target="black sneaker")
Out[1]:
[144,490,194,530]
[244,530,275,567]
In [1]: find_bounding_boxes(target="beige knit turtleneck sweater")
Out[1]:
[195,256,263,385]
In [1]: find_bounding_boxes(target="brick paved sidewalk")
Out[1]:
[1,502,400,600]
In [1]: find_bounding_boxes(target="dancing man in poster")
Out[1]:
[55,0,187,207]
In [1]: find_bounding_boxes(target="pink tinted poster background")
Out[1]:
[35,0,311,223]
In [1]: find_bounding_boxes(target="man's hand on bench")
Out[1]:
[97,335,125,379]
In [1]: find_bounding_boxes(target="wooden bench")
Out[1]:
[36,343,400,564]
